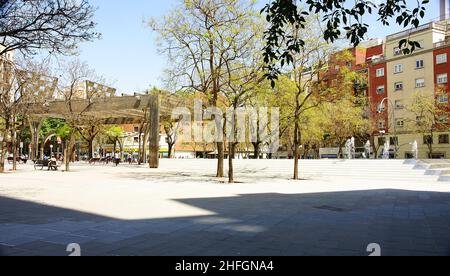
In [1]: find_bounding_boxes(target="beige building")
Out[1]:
[378,21,450,159]
[0,45,14,93]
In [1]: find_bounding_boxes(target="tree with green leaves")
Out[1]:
[273,14,336,180]
[323,50,371,157]
[408,91,450,158]
[105,125,124,158]
[262,0,430,85]
[76,117,106,159]
[38,118,67,160]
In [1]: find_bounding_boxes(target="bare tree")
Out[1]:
[150,0,258,178]
[0,58,54,172]
[0,0,99,56]
[56,59,105,171]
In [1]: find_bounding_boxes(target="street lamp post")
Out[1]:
[378,98,398,159]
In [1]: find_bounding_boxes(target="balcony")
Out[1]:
[434,39,450,48]
[386,22,447,42]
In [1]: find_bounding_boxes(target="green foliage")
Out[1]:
[55,124,72,140]
[408,92,450,134]
[0,118,5,132]
[40,118,67,139]
[105,126,124,141]
[262,0,430,85]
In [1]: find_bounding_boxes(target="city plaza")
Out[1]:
[1,159,450,256]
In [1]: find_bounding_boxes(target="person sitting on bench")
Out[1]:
[48,155,58,171]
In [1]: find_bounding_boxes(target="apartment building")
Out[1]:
[368,20,450,159]
[0,45,14,93]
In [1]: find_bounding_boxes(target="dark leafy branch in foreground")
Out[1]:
[0,0,100,56]
[262,0,430,87]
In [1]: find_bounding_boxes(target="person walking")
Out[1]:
[364,140,371,159]
[114,152,120,167]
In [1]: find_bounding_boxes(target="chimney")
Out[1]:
[441,0,450,20]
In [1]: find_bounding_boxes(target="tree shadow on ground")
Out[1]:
[1,189,450,256]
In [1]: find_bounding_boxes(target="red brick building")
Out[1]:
[368,59,388,133]
[434,44,450,94]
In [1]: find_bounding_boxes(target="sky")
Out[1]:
[75,0,441,95]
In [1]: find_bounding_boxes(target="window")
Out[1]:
[393,47,402,56]
[396,119,405,128]
[424,135,433,145]
[438,94,449,103]
[394,64,403,74]
[334,65,340,71]
[378,102,386,112]
[378,120,385,129]
[346,62,352,69]
[415,78,425,88]
[394,82,404,91]
[395,100,404,109]
[390,136,399,146]
[133,137,139,143]
[437,74,448,85]
[436,53,448,64]
[134,126,139,132]
[378,137,386,146]
[376,68,385,77]
[415,59,424,69]
[376,85,385,94]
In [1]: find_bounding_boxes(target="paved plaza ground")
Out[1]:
[1,159,450,256]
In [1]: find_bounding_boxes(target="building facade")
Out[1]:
[367,20,450,159]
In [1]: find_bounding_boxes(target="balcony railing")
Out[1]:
[386,22,448,41]
[434,39,450,48]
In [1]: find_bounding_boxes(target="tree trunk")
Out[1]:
[64,132,75,172]
[29,120,42,161]
[428,131,434,159]
[168,143,174,159]
[228,142,235,183]
[12,131,17,171]
[252,142,260,159]
[118,139,124,160]
[0,129,6,173]
[428,143,433,159]
[88,139,94,159]
[216,142,224,177]
[149,94,160,168]
[293,118,300,180]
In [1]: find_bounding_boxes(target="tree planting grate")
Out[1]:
[314,205,348,212]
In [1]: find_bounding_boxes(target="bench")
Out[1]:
[7,157,27,164]
[34,160,60,170]
[89,157,112,165]
[89,158,100,165]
